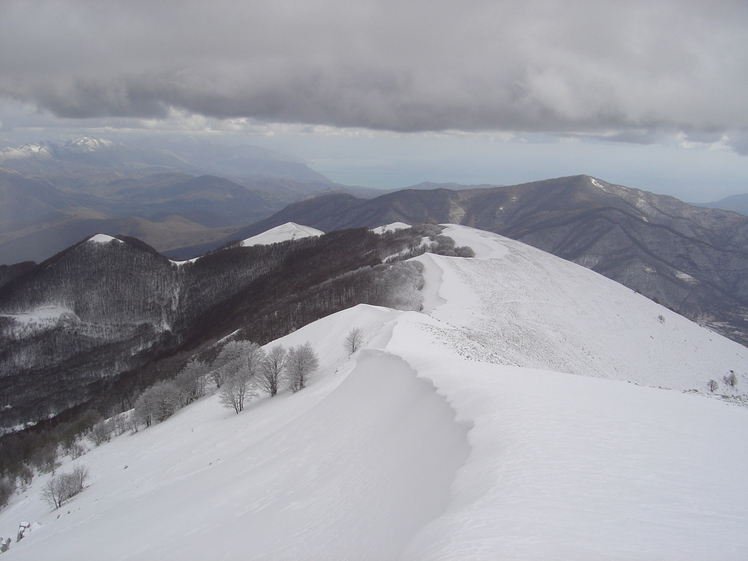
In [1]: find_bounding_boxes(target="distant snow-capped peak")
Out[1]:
[63,137,115,152]
[0,143,52,162]
[0,137,117,162]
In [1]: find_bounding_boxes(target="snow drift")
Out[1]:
[2,225,747,560]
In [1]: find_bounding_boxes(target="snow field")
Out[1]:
[0,306,469,560]
[424,225,748,394]
[88,234,122,244]
[387,316,748,560]
[370,222,411,234]
[239,222,323,247]
[2,224,748,560]
[0,306,77,327]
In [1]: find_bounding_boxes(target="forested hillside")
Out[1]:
[0,225,457,431]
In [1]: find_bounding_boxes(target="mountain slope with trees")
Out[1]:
[213,175,748,345]
[0,225,441,431]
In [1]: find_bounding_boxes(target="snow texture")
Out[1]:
[2,225,747,560]
[0,306,76,326]
[68,137,113,152]
[371,222,411,234]
[0,144,51,161]
[87,234,122,245]
[240,222,323,247]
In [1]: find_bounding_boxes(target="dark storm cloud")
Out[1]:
[1,0,747,135]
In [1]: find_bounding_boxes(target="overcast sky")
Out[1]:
[1,0,747,201]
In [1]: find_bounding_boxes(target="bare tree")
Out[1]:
[220,342,264,414]
[723,371,738,388]
[68,465,89,491]
[41,478,63,510]
[211,340,254,388]
[176,359,209,405]
[30,443,59,474]
[286,343,319,393]
[344,327,364,355]
[707,379,719,393]
[133,392,154,428]
[259,345,287,397]
[64,441,86,459]
[89,419,114,446]
[40,465,89,510]
[133,380,181,427]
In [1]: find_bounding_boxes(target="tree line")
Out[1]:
[134,339,319,423]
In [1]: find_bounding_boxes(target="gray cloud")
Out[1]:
[1,0,747,135]
[725,132,748,156]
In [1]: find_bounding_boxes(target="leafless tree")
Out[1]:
[30,443,59,475]
[41,465,89,510]
[176,359,209,405]
[723,371,738,388]
[258,345,287,397]
[220,342,264,414]
[344,327,364,355]
[133,380,181,427]
[707,379,719,393]
[211,340,254,388]
[89,419,114,446]
[64,441,86,459]
[41,478,62,510]
[286,343,319,393]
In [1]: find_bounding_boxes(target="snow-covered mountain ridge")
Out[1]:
[0,143,52,161]
[1,225,746,560]
[419,225,747,394]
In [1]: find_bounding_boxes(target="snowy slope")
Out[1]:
[371,222,410,234]
[87,234,123,245]
[416,225,747,394]
[2,226,747,560]
[239,222,323,247]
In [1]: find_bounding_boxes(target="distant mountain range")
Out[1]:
[197,175,748,346]
[0,136,330,185]
[0,137,380,264]
[693,193,748,216]
[0,168,268,264]
[3,140,748,349]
